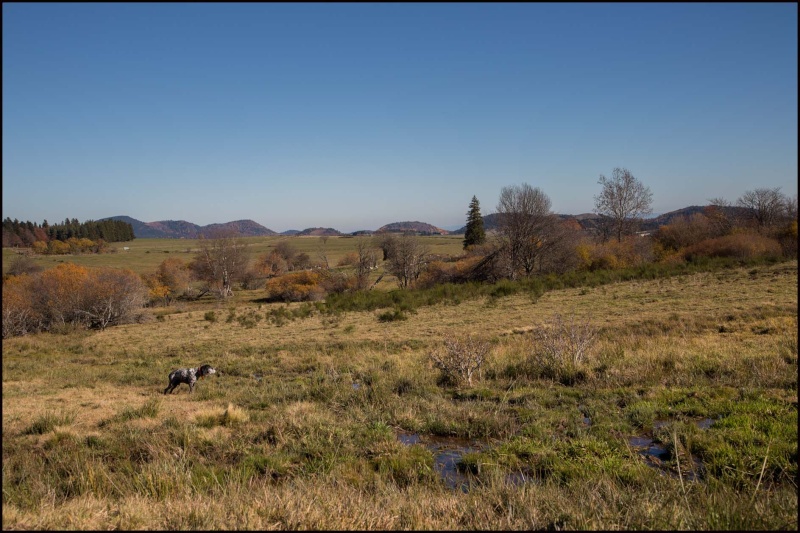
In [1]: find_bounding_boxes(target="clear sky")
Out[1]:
[3,3,797,233]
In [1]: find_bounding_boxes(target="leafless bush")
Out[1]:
[428,333,492,386]
[5,256,44,278]
[528,314,598,384]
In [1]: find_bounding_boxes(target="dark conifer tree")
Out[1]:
[463,195,486,249]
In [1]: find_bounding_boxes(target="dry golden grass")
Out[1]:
[85,261,797,355]
[2,260,797,530]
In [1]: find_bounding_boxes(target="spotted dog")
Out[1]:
[164,364,216,394]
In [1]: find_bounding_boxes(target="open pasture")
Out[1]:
[2,260,797,530]
[2,234,467,278]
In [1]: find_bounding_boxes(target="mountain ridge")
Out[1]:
[100,216,277,239]
[103,205,744,239]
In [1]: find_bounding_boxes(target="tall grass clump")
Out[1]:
[23,411,76,435]
[195,403,250,428]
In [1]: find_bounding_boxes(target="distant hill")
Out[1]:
[201,220,278,237]
[296,227,342,237]
[377,221,450,235]
[104,205,750,240]
[101,216,276,239]
[639,205,746,231]
[451,206,748,234]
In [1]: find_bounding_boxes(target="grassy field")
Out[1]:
[2,234,467,278]
[2,258,797,529]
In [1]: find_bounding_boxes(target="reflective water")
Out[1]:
[396,431,480,491]
[394,415,714,490]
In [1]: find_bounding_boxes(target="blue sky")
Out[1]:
[3,3,797,233]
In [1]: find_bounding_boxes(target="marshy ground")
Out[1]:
[2,260,797,529]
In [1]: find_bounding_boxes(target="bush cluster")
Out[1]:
[682,233,783,262]
[2,262,148,338]
[264,271,326,302]
[31,237,109,255]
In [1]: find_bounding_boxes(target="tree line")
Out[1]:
[2,217,135,248]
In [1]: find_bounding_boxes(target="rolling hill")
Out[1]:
[376,221,450,235]
[105,205,748,239]
[101,216,277,239]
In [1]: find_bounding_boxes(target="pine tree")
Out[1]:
[463,195,486,249]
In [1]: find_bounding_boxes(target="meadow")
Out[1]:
[2,235,467,278]
[1,238,797,529]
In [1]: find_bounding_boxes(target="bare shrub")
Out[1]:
[528,314,598,385]
[415,256,484,288]
[318,269,359,295]
[5,256,44,278]
[428,333,491,386]
[337,252,359,267]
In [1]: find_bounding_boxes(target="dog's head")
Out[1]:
[197,365,217,378]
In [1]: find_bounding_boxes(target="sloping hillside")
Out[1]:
[296,227,342,237]
[377,221,449,235]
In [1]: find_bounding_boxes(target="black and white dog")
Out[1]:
[164,364,216,394]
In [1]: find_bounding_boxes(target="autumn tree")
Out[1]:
[144,257,194,305]
[463,195,486,249]
[190,229,250,298]
[2,263,148,336]
[34,263,89,328]
[2,274,40,338]
[594,168,653,242]
[79,267,149,330]
[257,251,289,278]
[496,183,556,279]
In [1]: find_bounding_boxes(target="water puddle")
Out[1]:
[395,416,714,490]
[505,468,538,487]
[578,405,592,427]
[396,431,482,491]
[696,418,713,430]
[628,418,712,481]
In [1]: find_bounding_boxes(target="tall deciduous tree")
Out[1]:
[594,168,653,242]
[463,195,486,249]
[386,234,429,288]
[496,184,555,279]
[191,229,249,298]
[736,187,789,230]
